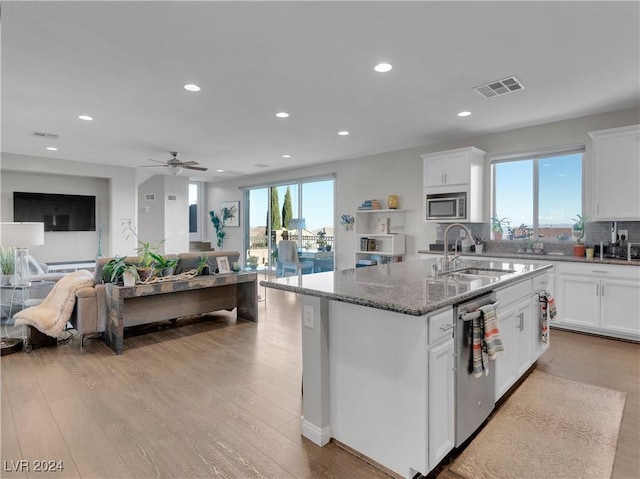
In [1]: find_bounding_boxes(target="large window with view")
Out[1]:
[492,149,583,242]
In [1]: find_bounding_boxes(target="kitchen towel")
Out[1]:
[469,313,489,378]
[480,303,504,360]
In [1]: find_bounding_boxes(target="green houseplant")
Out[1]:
[491,216,510,240]
[246,255,259,270]
[102,256,140,286]
[0,246,15,285]
[209,205,237,249]
[572,214,588,257]
[149,253,179,277]
[196,254,210,275]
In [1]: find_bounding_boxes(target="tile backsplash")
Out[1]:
[585,221,640,246]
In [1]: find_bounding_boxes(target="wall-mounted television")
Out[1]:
[13,192,96,232]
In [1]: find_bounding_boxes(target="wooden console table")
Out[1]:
[104,271,257,354]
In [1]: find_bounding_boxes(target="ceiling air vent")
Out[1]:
[474,76,525,98]
[144,194,156,201]
[33,131,59,139]
[167,195,177,201]
[254,164,270,168]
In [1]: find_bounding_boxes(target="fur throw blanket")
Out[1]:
[14,270,94,338]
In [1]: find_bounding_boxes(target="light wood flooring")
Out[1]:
[2,289,639,479]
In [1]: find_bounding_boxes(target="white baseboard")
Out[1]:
[302,419,331,446]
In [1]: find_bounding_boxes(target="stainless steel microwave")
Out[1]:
[426,192,467,221]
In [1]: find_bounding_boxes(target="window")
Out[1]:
[492,149,583,241]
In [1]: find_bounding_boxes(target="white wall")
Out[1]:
[1,153,138,261]
[207,107,639,270]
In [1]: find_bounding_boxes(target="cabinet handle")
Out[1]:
[519,312,524,331]
[444,173,448,184]
[596,283,599,296]
[601,284,605,296]
[441,173,445,184]
[591,270,608,274]
[440,323,456,332]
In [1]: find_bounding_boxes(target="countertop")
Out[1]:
[260,258,552,316]
[417,249,640,267]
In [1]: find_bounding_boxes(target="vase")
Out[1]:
[573,244,586,257]
[387,195,399,209]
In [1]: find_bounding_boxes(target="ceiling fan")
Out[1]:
[142,151,208,175]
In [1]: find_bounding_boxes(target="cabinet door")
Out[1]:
[424,156,446,187]
[592,126,640,220]
[600,279,640,338]
[514,302,533,377]
[494,303,517,400]
[428,337,455,471]
[442,151,470,186]
[555,274,599,328]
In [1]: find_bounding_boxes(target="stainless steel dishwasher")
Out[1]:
[454,293,499,446]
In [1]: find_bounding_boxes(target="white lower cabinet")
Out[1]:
[427,335,455,470]
[555,263,640,340]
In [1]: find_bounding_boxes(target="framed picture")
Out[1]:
[216,256,231,273]
[220,201,240,227]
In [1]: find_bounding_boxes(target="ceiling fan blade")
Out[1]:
[180,161,199,166]
[140,164,169,167]
[147,158,168,164]
[184,165,208,171]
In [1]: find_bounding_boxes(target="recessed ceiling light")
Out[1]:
[78,115,93,121]
[374,63,393,73]
[184,84,201,92]
[338,131,350,136]
[457,111,472,117]
[46,147,58,151]
[275,112,290,118]
[216,169,224,173]
[282,154,291,158]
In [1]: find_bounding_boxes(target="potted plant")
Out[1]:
[491,216,510,240]
[102,256,140,286]
[246,255,259,270]
[121,219,163,280]
[316,229,327,251]
[572,214,588,257]
[0,246,15,285]
[150,253,179,277]
[196,254,210,275]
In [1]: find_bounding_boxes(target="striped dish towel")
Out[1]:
[468,311,489,378]
[479,303,504,360]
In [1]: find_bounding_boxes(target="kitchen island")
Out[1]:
[261,258,552,478]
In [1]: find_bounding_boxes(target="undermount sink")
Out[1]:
[441,267,516,278]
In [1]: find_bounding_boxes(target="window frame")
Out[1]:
[490,145,585,242]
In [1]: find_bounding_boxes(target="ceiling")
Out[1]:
[2,1,639,182]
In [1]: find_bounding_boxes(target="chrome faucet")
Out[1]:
[443,223,474,270]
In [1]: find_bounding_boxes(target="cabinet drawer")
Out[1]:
[496,279,532,307]
[428,308,455,344]
[557,262,640,280]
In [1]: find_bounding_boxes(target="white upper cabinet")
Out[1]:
[589,125,640,220]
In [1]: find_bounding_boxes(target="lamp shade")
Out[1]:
[0,222,45,246]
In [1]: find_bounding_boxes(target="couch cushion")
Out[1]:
[176,251,240,274]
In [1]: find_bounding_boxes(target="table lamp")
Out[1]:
[0,222,45,286]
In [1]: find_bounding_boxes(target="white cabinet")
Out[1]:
[589,125,640,220]
[355,209,406,266]
[421,147,486,222]
[426,308,455,471]
[494,278,538,400]
[555,263,640,340]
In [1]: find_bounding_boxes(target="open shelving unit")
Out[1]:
[354,209,406,266]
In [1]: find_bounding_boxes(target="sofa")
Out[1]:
[71,250,241,348]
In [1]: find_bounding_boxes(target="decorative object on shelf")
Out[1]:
[340,214,355,230]
[0,246,15,285]
[216,256,231,273]
[196,254,210,275]
[209,203,238,249]
[102,256,140,285]
[387,194,399,209]
[149,253,179,277]
[246,255,259,270]
[572,214,588,257]
[357,199,381,210]
[377,217,389,234]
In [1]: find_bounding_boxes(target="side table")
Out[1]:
[1,281,55,355]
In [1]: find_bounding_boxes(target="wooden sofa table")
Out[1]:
[104,271,257,354]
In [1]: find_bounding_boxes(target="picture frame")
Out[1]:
[216,256,231,273]
[220,201,240,227]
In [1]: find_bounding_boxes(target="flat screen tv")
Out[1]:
[13,192,96,232]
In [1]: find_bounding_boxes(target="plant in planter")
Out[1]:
[149,253,179,277]
[246,255,259,270]
[572,214,588,257]
[196,254,210,275]
[121,219,164,281]
[316,229,328,251]
[102,256,140,286]
[0,246,15,285]
[491,216,510,240]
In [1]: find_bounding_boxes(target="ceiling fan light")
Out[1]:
[169,165,183,175]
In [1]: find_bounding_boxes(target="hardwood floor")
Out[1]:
[2,290,638,479]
